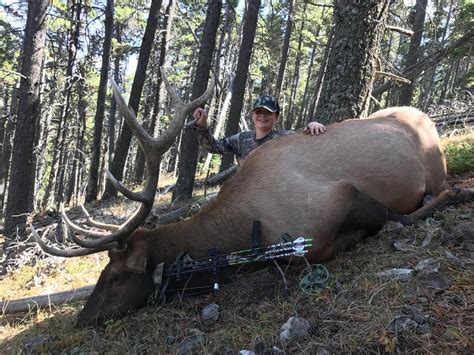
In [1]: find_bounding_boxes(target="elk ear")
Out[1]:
[124,247,148,273]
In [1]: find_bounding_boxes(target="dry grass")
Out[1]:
[1,201,473,353]
[1,137,473,354]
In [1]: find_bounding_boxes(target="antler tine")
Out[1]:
[110,79,155,153]
[79,205,119,231]
[105,171,150,203]
[185,72,216,110]
[30,224,111,257]
[155,70,215,154]
[160,67,184,107]
[61,202,155,248]
[57,70,215,249]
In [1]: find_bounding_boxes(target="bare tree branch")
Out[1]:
[372,29,474,97]
[386,25,413,36]
[1,285,94,314]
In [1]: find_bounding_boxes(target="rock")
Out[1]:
[315,348,331,355]
[202,303,220,325]
[24,335,53,354]
[415,258,440,273]
[176,329,205,354]
[454,222,474,242]
[422,228,443,249]
[214,346,238,355]
[444,250,463,265]
[254,342,285,355]
[388,315,419,334]
[393,239,414,252]
[239,351,255,355]
[376,268,415,281]
[388,305,430,335]
[416,272,449,298]
[279,317,310,345]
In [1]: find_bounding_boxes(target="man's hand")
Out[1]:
[193,108,208,128]
[303,121,326,135]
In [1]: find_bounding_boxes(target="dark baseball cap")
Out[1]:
[252,95,280,113]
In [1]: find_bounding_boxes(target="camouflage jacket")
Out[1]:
[197,127,294,163]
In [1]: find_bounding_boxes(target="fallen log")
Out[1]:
[1,285,94,314]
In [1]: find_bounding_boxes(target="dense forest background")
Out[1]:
[0,0,472,240]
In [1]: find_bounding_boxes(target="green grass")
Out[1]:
[444,142,474,174]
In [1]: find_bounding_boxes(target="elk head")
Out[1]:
[31,69,214,326]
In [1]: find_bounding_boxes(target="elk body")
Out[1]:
[32,76,473,326]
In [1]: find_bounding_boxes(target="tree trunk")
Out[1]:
[202,90,232,173]
[314,1,390,123]
[296,40,317,129]
[42,0,82,208]
[66,68,87,205]
[219,0,261,172]
[108,24,123,164]
[398,0,428,106]
[85,0,114,202]
[306,26,334,124]
[54,0,83,207]
[102,0,162,200]
[0,87,9,193]
[284,7,306,130]
[172,0,222,202]
[274,0,294,99]
[4,0,50,238]
[133,0,176,185]
[0,64,19,213]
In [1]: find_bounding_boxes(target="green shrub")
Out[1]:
[444,142,474,174]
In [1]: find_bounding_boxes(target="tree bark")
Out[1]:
[296,40,317,129]
[398,0,427,106]
[4,0,50,237]
[314,1,390,123]
[306,26,334,124]
[85,0,114,202]
[0,66,19,212]
[172,0,222,201]
[284,7,306,130]
[274,0,294,99]
[42,0,82,209]
[54,0,83,207]
[219,0,261,172]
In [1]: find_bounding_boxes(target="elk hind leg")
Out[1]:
[333,184,409,254]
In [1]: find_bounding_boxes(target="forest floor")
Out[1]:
[0,136,473,354]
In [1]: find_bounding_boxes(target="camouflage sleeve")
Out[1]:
[197,127,238,155]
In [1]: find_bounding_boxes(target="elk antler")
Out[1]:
[34,68,215,255]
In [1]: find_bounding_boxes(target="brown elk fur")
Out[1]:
[76,107,473,325]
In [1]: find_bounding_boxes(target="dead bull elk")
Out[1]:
[32,75,472,325]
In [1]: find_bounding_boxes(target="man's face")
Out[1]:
[252,108,278,131]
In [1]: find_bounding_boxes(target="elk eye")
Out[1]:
[109,271,121,285]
